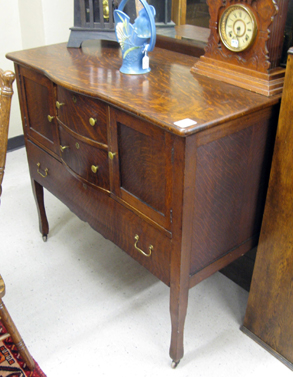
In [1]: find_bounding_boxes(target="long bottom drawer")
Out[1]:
[26,140,171,285]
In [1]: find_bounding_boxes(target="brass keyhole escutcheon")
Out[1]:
[75,142,80,149]
[72,96,77,103]
[91,165,99,174]
[89,118,97,126]
[47,115,54,122]
[108,151,117,160]
[56,101,65,109]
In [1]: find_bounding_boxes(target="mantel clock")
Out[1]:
[192,0,290,96]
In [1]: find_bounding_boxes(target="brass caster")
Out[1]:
[171,360,180,369]
[42,234,48,242]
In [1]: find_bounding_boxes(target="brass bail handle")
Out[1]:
[37,163,48,178]
[134,234,153,257]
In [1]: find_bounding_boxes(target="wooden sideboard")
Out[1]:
[242,48,293,371]
[7,40,281,367]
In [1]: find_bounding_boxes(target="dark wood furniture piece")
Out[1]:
[0,68,35,371]
[242,48,293,371]
[68,0,117,47]
[7,40,281,367]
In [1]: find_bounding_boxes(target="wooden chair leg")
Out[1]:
[0,298,35,370]
[0,69,35,371]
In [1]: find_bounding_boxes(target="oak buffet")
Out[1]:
[7,40,281,366]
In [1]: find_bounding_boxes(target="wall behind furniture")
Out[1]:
[0,0,73,139]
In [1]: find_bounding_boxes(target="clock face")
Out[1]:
[219,5,257,52]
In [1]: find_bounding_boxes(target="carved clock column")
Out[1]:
[192,0,290,96]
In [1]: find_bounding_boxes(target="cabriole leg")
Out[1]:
[31,179,49,241]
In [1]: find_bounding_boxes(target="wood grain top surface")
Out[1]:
[7,40,281,136]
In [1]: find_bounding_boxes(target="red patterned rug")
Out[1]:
[0,321,46,377]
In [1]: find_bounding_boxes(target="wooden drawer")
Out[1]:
[57,86,108,145]
[27,139,62,188]
[113,210,171,286]
[59,126,110,191]
[26,140,171,285]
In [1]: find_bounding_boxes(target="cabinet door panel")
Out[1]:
[18,66,59,155]
[118,123,166,214]
[109,108,173,230]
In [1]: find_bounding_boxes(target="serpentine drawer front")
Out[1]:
[58,125,110,191]
[7,40,281,367]
[57,86,108,146]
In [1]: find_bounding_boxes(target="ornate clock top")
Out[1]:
[205,0,278,72]
[192,0,289,96]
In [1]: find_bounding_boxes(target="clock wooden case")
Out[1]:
[192,0,290,96]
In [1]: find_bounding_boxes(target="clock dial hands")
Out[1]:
[219,5,257,52]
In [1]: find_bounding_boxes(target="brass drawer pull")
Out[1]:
[47,115,54,122]
[134,234,153,258]
[108,151,117,160]
[91,165,99,173]
[37,163,48,178]
[89,117,97,126]
[60,145,69,152]
[56,101,65,109]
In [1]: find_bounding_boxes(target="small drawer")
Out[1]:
[56,86,108,145]
[59,126,110,190]
[27,140,62,189]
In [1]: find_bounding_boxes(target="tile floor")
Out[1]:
[0,147,291,376]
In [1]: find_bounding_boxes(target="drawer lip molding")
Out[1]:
[60,157,110,194]
[58,125,110,191]
[56,85,108,145]
[26,134,61,162]
[110,192,172,239]
[57,118,108,150]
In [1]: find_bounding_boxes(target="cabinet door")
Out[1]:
[17,66,59,156]
[109,108,173,230]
